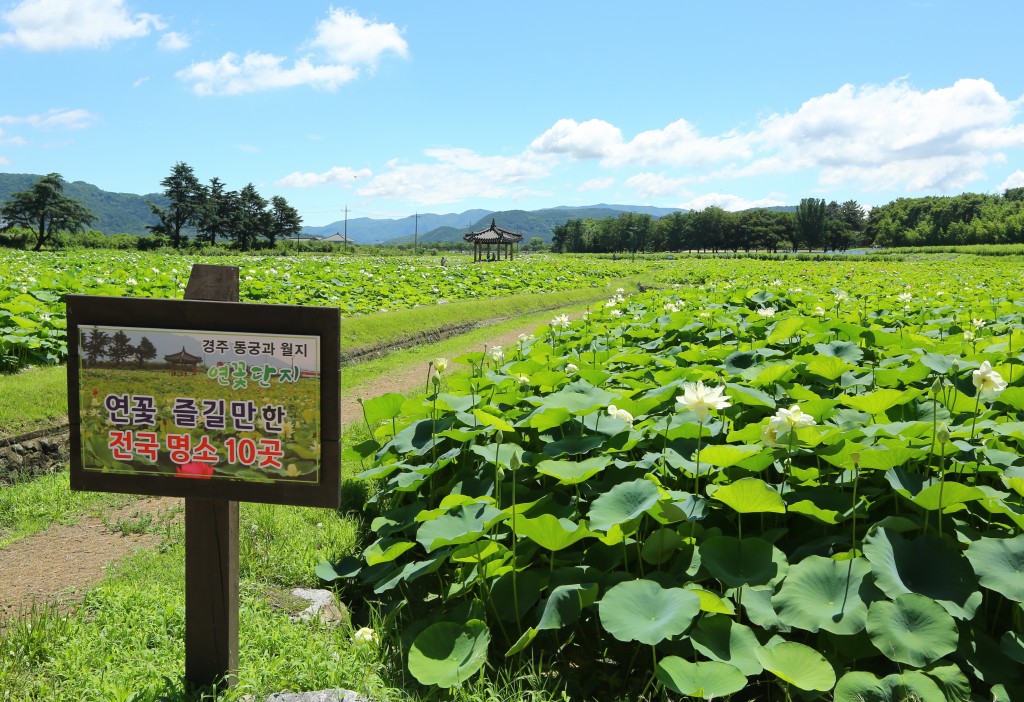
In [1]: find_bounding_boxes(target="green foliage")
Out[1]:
[326,258,1024,699]
[0,173,95,251]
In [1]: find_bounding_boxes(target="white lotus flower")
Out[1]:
[814,306,826,317]
[489,346,504,364]
[676,381,731,421]
[552,314,571,328]
[835,291,848,303]
[972,318,986,329]
[757,307,776,318]
[769,405,816,438]
[565,363,578,374]
[761,423,782,448]
[898,292,912,303]
[610,309,623,318]
[433,357,448,373]
[607,404,633,424]
[353,627,378,647]
[963,330,975,342]
[517,375,531,386]
[973,361,1007,400]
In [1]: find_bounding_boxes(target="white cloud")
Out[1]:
[578,177,614,192]
[681,192,788,212]
[306,8,407,65]
[529,118,622,159]
[0,155,9,165]
[625,173,693,199]
[178,52,359,96]
[529,78,1024,196]
[746,78,1024,191]
[132,76,150,88]
[179,8,406,96]
[0,0,162,50]
[158,31,189,52]
[276,166,373,188]
[996,171,1024,192]
[357,149,551,204]
[0,108,98,129]
[235,144,261,154]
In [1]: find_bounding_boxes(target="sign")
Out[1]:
[67,295,340,508]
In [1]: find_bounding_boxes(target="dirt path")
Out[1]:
[0,496,180,620]
[0,320,548,621]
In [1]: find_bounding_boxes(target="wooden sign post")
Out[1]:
[66,264,340,693]
[183,264,240,688]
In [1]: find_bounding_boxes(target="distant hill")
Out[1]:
[553,203,686,218]
[0,173,165,235]
[302,209,490,245]
[391,206,685,244]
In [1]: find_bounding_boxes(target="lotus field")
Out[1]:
[0,249,641,371]
[326,255,1024,700]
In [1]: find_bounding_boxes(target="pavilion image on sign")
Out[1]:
[464,218,523,262]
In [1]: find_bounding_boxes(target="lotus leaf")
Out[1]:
[771,555,872,634]
[655,657,747,699]
[965,534,1024,601]
[865,593,957,666]
[408,619,490,688]
[755,641,837,691]
[598,579,701,645]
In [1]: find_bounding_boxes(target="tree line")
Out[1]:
[552,199,869,254]
[82,329,157,368]
[0,164,302,251]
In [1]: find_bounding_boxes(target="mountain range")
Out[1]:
[0,173,686,243]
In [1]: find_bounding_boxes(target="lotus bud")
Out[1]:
[430,368,441,388]
[950,359,960,373]
[931,377,942,395]
[937,423,950,445]
[850,452,861,467]
[510,452,521,472]
[495,429,504,444]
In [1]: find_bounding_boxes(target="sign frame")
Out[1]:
[67,293,341,509]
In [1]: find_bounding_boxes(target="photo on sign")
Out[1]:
[78,325,321,484]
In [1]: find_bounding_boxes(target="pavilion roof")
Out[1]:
[164,346,202,364]
[463,218,523,244]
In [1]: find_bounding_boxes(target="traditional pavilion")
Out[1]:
[464,219,523,262]
[164,346,203,376]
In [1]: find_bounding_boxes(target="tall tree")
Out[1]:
[0,173,95,250]
[794,197,827,251]
[82,328,110,367]
[228,184,269,251]
[107,331,135,367]
[147,162,204,248]
[196,177,235,246]
[133,336,158,368]
[268,195,302,246]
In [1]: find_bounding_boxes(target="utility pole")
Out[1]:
[414,212,418,256]
[343,206,348,244]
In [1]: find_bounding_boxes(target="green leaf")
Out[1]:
[865,593,958,667]
[655,657,747,699]
[472,408,515,432]
[535,456,610,484]
[767,316,805,343]
[814,339,864,362]
[408,619,490,688]
[833,671,946,702]
[690,615,763,676]
[415,503,503,552]
[711,477,786,514]
[965,534,1024,602]
[598,579,701,645]
[755,641,836,692]
[841,388,915,415]
[805,355,851,381]
[361,392,405,425]
[697,444,764,469]
[863,528,981,619]
[588,478,661,532]
[514,514,594,552]
[911,481,986,511]
[700,536,788,589]
[537,583,598,630]
[771,556,872,635]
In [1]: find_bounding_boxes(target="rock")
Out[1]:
[265,690,370,702]
[288,588,350,626]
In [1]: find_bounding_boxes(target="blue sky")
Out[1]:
[3,1,1024,227]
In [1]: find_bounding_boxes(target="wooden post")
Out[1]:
[183,264,239,690]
